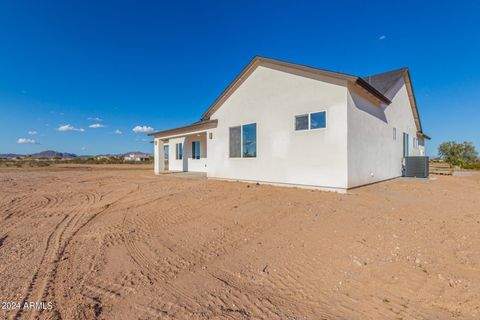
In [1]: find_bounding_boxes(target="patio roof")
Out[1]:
[148,119,218,139]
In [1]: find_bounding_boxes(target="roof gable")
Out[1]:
[364,68,425,134]
[363,68,407,95]
[200,56,391,121]
[150,56,428,140]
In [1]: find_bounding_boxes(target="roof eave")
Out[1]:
[417,131,431,140]
[148,119,218,138]
[403,69,423,133]
[200,57,260,121]
[200,56,392,120]
[355,78,392,104]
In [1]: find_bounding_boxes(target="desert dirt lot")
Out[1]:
[1,165,479,320]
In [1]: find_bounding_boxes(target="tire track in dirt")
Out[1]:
[0,193,66,239]
[2,195,48,221]
[119,187,213,314]
[208,268,338,319]
[176,192,336,318]
[122,192,207,273]
[119,188,299,318]
[0,195,28,217]
[12,190,111,320]
[52,183,143,319]
[12,213,70,320]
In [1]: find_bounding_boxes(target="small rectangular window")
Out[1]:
[393,128,396,141]
[175,143,183,160]
[295,115,308,131]
[310,111,326,129]
[229,126,241,158]
[404,133,409,157]
[192,141,200,159]
[242,123,257,158]
[164,145,169,158]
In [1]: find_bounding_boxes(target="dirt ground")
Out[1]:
[1,165,479,320]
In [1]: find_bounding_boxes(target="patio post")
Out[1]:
[154,139,165,174]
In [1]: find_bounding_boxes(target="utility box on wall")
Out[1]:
[404,156,429,178]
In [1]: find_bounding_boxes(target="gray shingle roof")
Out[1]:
[363,68,407,95]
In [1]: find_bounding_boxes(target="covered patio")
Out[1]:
[149,119,217,174]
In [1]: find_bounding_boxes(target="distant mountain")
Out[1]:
[30,150,78,159]
[0,150,77,159]
[0,153,23,158]
[0,150,151,159]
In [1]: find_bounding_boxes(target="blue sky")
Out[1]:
[1,1,479,155]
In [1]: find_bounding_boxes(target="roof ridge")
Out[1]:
[254,55,361,79]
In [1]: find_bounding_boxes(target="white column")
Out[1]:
[154,139,165,174]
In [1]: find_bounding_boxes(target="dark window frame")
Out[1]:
[192,140,200,159]
[294,111,327,131]
[229,126,241,158]
[309,111,327,130]
[175,143,183,160]
[229,123,257,158]
[295,114,309,131]
[242,123,257,158]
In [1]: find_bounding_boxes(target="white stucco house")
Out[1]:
[149,56,429,192]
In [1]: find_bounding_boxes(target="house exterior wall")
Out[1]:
[347,78,423,188]
[167,137,185,172]
[167,134,207,172]
[418,139,425,156]
[206,65,349,190]
[185,134,207,172]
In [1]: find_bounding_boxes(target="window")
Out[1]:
[393,128,396,141]
[229,123,257,158]
[175,143,183,160]
[310,111,326,129]
[295,111,326,131]
[403,132,409,157]
[229,126,241,157]
[295,115,308,131]
[192,141,200,159]
[242,123,257,157]
[164,145,169,158]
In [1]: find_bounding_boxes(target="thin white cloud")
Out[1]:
[132,125,154,133]
[81,146,87,151]
[89,123,105,128]
[379,35,386,40]
[17,138,37,144]
[114,129,122,135]
[28,131,38,135]
[57,124,85,132]
[88,117,103,122]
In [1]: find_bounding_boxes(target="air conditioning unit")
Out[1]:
[404,156,429,178]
